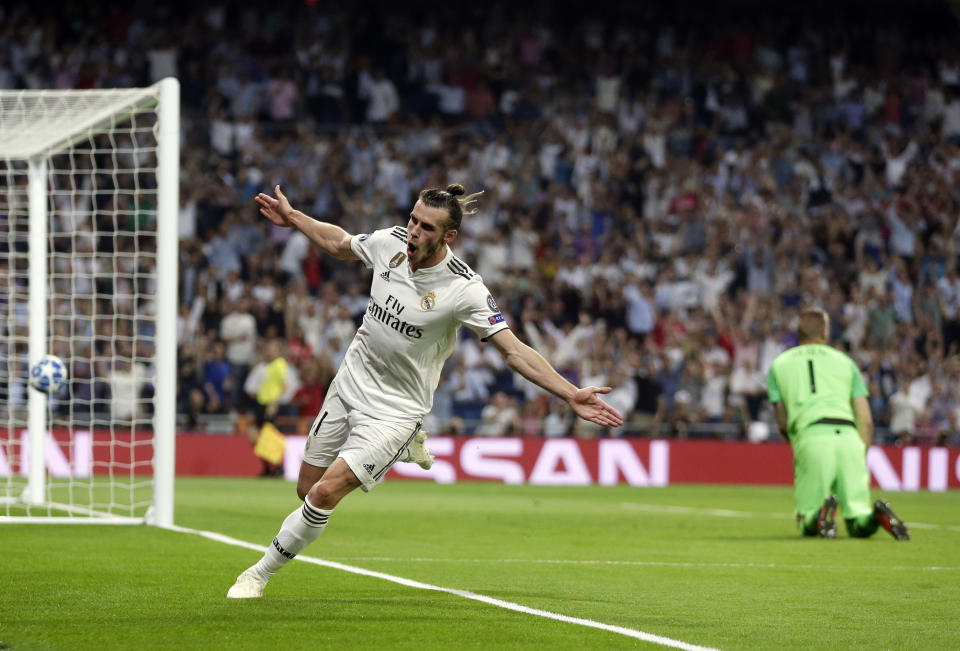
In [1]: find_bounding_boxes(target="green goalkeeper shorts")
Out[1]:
[791,424,872,520]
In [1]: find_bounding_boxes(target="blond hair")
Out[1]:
[797,307,829,343]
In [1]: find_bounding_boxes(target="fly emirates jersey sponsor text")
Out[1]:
[335,226,509,421]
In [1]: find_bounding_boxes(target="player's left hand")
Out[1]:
[568,387,624,428]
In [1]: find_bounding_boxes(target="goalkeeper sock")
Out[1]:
[253,497,332,580]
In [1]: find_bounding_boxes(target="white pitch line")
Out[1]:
[619,502,960,531]
[620,503,787,519]
[164,523,720,651]
[330,557,960,572]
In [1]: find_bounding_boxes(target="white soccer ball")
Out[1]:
[29,354,68,395]
[747,421,770,443]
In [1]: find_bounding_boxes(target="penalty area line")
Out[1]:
[164,523,720,651]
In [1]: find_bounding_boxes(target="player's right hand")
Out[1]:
[254,185,294,227]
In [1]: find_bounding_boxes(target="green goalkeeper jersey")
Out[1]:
[767,344,868,439]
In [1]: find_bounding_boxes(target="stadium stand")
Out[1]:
[2,1,960,444]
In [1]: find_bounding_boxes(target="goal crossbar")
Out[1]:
[0,88,161,160]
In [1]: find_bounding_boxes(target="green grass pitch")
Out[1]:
[1,479,958,650]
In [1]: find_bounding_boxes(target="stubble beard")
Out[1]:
[417,238,444,265]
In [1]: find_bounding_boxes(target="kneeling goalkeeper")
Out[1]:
[767,307,909,540]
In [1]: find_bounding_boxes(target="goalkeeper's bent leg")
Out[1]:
[845,514,879,538]
[797,510,820,536]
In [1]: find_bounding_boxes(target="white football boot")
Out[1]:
[401,431,434,470]
[227,566,267,599]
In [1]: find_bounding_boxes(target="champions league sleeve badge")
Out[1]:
[486,295,504,324]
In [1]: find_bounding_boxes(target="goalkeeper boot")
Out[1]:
[816,495,838,539]
[401,430,434,470]
[874,499,910,541]
[227,566,267,599]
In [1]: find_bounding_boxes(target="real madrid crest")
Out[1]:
[421,291,437,311]
[389,252,406,268]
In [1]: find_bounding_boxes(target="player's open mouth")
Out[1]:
[407,243,417,256]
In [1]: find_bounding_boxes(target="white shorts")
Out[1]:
[302,380,422,492]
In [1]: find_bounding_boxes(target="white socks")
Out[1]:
[253,497,332,580]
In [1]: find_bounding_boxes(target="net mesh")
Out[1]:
[1,87,163,519]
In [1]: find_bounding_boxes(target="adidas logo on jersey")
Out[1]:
[363,463,375,474]
[380,270,391,282]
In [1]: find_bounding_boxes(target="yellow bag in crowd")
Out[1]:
[253,422,286,465]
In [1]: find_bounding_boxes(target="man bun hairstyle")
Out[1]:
[419,183,484,231]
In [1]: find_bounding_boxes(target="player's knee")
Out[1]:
[306,482,327,505]
[306,480,343,509]
[844,517,877,538]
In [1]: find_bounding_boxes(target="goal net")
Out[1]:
[0,79,179,525]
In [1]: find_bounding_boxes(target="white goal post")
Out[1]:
[0,79,179,525]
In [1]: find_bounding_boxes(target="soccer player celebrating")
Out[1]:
[227,183,624,598]
[767,307,909,541]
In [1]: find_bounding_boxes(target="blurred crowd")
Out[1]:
[2,1,960,443]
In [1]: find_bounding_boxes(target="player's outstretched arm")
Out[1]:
[488,329,624,428]
[254,185,358,261]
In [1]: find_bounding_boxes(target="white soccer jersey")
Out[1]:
[333,225,509,421]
